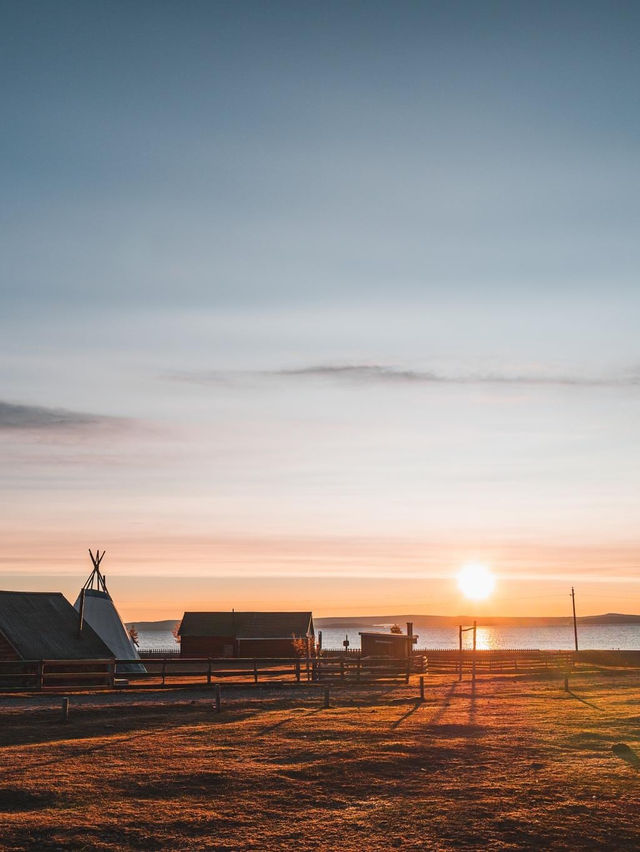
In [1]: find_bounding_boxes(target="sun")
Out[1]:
[457,562,495,600]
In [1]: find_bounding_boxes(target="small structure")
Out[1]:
[0,590,114,687]
[73,550,144,673]
[360,622,418,658]
[178,611,315,658]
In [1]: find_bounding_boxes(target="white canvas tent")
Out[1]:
[74,550,145,673]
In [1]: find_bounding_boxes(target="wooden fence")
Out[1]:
[0,650,578,692]
[417,648,574,675]
[119,655,426,688]
[0,655,425,692]
[575,650,640,668]
[139,648,180,658]
[0,659,115,690]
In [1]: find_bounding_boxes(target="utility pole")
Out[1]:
[571,586,579,652]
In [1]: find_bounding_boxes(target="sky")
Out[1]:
[1,1,640,620]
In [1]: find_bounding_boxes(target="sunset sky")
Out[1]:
[2,1,640,620]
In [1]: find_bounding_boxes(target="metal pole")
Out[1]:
[571,587,579,652]
[458,625,463,681]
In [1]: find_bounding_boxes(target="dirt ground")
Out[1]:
[0,667,638,851]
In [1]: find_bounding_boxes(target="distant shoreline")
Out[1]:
[126,613,640,630]
[315,613,640,628]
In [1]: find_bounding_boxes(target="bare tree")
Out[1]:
[291,633,316,657]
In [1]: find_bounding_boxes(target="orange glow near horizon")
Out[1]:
[2,532,640,621]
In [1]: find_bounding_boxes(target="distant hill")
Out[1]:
[578,613,640,625]
[315,613,640,628]
[124,619,180,631]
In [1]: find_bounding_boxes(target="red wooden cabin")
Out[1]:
[178,611,314,658]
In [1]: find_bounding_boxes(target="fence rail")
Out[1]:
[0,649,579,692]
[139,648,180,658]
[0,659,114,690]
[0,655,425,692]
[419,648,574,674]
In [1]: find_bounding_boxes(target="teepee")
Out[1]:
[74,550,144,673]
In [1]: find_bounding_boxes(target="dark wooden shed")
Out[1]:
[360,625,418,659]
[178,611,315,658]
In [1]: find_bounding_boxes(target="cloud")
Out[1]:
[170,364,640,388]
[0,401,120,431]
[276,365,439,382]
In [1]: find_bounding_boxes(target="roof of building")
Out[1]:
[359,631,418,642]
[0,591,114,660]
[179,611,314,639]
[360,631,408,637]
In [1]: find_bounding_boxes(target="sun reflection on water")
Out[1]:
[465,626,498,650]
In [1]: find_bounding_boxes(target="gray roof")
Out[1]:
[74,588,141,662]
[179,611,314,639]
[0,591,114,660]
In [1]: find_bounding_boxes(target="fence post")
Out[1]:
[564,674,569,692]
[472,621,477,687]
[161,659,166,687]
[405,656,411,684]
[419,675,425,702]
[37,660,44,691]
[61,697,69,723]
[207,658,212,686]
[356,657,361,683]
[340,660,344,681]
[323,687,330,709]
[295,659,300,683]
[214,684,221,713]
[253,660,259,684]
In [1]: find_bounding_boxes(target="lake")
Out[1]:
[136,622,640,653]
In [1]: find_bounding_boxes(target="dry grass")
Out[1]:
[0,668,639,850]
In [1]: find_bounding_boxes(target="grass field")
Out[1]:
[0,668,639,850]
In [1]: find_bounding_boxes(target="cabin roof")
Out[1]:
[178,611,314,639]
[359,631,418,642]
[359,631,409,637]
[0,591,113,660]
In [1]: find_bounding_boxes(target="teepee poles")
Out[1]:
[85,549,108,594]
